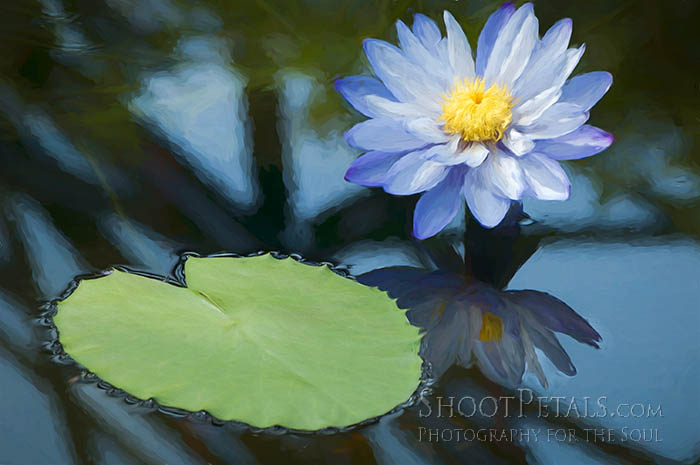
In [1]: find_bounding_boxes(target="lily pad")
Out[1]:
[53,254,423,431]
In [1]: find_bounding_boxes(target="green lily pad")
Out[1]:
[54,254,423,431]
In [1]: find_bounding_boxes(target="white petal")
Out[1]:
[482,150,527,200]
[520,152,570,200]
[484,3,538,86]
[513,18,572,96]
[502,128,535,156]
[462,142,490,167]
[515,45,585,106]
[443,11,475,80]
[424,139,490,167]
[404,117,452,144]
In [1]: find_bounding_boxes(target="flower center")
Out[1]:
[440,78,514,143]
[479,312,503,342]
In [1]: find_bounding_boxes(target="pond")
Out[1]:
[0,0,699,464]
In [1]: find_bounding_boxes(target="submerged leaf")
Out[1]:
[54,254,423,431]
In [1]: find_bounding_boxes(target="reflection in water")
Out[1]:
[365,412,434,465]
[97,213,179,276]
[277,72,368,249]
[4,194,92,299]
[130,36,261,212]
[0,87,131,193]
[0,216,10,265]
[358,246,600,389]
[0,349,77,464]
[71,382,207,465]
[0,290,37,354]
[510,239,700,462]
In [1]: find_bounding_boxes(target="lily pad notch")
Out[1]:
[48,252,428,432]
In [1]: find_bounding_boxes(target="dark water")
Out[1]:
[0,0,699,463]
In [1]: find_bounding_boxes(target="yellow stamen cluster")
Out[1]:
[479,312,503,342]
[440,78,515,143]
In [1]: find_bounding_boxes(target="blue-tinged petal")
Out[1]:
[520,152,570,200]
[502,128,535,156]
[518,102,588,140]
[483,3,538,86]
[412,13,441,50]
[383,148,449,195]
[334,76,396,118]
[505,289,602,347]
[344,118,427,151]
[344,151,405,186]
[413,166,466,239]
[396,20,452,89]
[535,124,613,160]
[463,168,511,228]
[481,150,527,200]
[443,11,475,80]
[560,71,613,111]
[540,17,573,56]
[435,37,450,66]
[363,39,442,109]
[514,44,584,113]
[527,327,577,376]
[364,94,433,119]
[512,86,562,127]
[475,2,515,75]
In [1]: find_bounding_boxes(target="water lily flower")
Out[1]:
[337,3,613,239]
[358,263,601,388]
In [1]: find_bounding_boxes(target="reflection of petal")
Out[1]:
[507,290,601,347]
[528,327,576,375]
[360,252,598,389]
[476,331,526,387]
[420,302,465,377]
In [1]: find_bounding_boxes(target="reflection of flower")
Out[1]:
[337,3,613,238]
[358,264,601,388]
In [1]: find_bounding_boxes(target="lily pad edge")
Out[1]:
[40,250,435,434]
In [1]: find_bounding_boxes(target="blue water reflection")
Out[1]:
[510,239,700,463]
